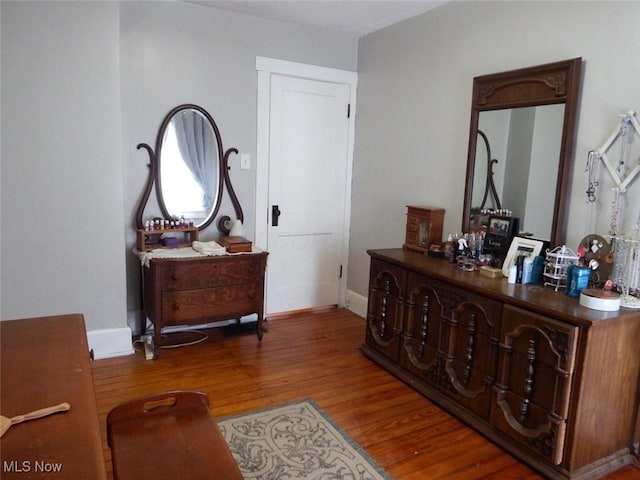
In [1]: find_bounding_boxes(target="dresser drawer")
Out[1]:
[157,256,262,290]
[491,306,579,465]
[500,305,578,374]
[161,284,260,325]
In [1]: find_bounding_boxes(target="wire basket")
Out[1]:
[544,245,579,291]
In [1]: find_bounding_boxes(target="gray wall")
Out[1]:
[1,1,126,330]
[349,0,640,296]
[1,1,357,333]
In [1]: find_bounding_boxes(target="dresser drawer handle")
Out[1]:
[247,292,256,299]
[171,274,179,281]
[172,303,181,310]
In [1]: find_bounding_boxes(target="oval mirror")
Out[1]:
[462,58,582,246]
[156,104,224,230]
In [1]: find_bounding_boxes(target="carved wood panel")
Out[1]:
[366,260,406,361]
[491,305,578,465]
[443,300,501,419]
[400,280,445,388]
[399,272,502,415]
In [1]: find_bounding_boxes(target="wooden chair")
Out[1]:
[106,391,243,480]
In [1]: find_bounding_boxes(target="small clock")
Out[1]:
[404,205,444,253]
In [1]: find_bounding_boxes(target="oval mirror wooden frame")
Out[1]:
[135,104,244,234]
[155,104,224,230]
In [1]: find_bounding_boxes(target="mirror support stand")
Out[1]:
[134,143,156,230]
[217,147,245,236]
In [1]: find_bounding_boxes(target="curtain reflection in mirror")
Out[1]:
[162,121,209,218]
[173,111,215,210]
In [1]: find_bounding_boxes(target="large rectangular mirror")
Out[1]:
[462,58,582,246]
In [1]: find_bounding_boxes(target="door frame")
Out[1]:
[255,56,358,310]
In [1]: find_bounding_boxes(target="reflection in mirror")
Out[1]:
[472,105,564,241]
[472,130,502,212]
[158,108,220,226]
[462,58,582,247]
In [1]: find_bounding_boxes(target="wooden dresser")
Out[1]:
[0,314,107,479]
[142,251,268,358]
[362,248,640,480]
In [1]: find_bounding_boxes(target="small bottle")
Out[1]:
[508,264,517,284]
[566,266,590,298]
[515,255,525,284]
[444,234,454,262]
[531,255,545,284]
[522,257,534,284]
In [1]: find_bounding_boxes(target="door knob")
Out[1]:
[272,205,281,226]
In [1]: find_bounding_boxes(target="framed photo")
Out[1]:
[502,236,544,277]
[485,215,519,254]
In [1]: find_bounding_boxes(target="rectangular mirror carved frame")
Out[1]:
[462,58,582,246]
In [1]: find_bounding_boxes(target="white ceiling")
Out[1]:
[185,0,447,37]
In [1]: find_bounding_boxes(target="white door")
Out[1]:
[265,74,351,314]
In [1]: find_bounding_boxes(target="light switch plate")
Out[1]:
[240,153,250,170]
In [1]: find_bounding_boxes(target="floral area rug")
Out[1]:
[217,399,392,480]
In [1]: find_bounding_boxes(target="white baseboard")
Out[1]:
[345,289,367,318]
[87,327,134,359]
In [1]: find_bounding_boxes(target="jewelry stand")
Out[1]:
[588,111,640,308]
[544,245,579,292]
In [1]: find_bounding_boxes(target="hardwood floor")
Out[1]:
[92,308,640,480]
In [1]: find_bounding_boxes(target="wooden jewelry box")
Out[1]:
[403,205,444,253]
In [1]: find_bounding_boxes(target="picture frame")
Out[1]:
[502,236,544,277]
[484,215,519,254]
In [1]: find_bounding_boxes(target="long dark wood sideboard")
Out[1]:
[362,248,640,480]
